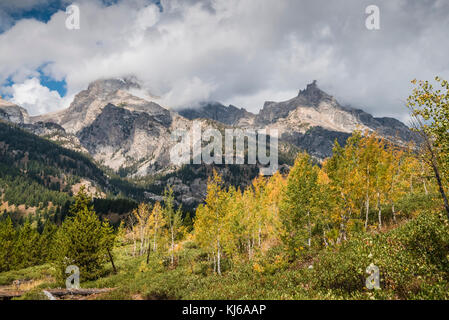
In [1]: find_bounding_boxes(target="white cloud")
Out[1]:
[0,0,448,120]
[9,77,70,115]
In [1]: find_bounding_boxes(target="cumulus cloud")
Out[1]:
[9,77,70,115]
[0,0,448,121]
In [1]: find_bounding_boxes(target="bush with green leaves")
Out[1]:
[312,211,449,299]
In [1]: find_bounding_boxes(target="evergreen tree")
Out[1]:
[13,221,40,269]
[0,216,16,272]
[52,186,115,281]
[38,222,58,262]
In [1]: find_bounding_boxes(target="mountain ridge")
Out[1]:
[1,78,416,174]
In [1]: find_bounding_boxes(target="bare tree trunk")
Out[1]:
[421,160,429,195]
[323,230,328,247]
[140,226,144,256]
[107,248,117,274]
[307,210,311,247]
[170,227,175,266]
[364,193,370,230]
[339,192,350,242]
[338,213,348,243]
[377,191,382,229]
[217,239,222,275]
[412,116,449,219]
[419,161,429,196]
[146,235,152,264]
[133,235,137,257]
[392,203,396,223]
[153,220,159,252]
[153,231,157,252]
[430,155,449,219]
[365,168,370,230]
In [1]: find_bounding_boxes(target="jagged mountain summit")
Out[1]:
[177,81,415,159]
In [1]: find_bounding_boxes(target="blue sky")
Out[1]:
[0,0,161,103]
[0,0,121,99]
[0,1,67,98]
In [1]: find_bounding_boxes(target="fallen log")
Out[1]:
[42,290,57,300]
[46,288,114,297]
[0,291,24,299]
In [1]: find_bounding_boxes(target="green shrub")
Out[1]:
[312,212,449,299]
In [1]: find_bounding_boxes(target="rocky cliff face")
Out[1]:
[77,103,176,175]
[178,102,256,127]
[0,98,30,124]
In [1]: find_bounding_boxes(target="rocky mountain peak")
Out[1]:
[297,80,333,104]
[86,77,141,97]
[33,77,170,134]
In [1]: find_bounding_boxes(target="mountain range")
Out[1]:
[0,78,415,208]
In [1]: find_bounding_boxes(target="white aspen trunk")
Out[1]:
[217,239,221,275]
[323,230,328,247]
[213,252,216,274]
[170,227,175,266]
[133,232,137,257]
[377,191,382,229]
[153,229,157,252]
[421,161,429,195]
[307,210,311,247]
[365,194,370,230]
[392,203,396,223]
[365,169,370,230]
[140,226,144,256]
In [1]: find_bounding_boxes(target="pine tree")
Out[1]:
[0,216,16,272]
[13,221,40,269]
[52,186,115,281]
[38,222,58,262]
